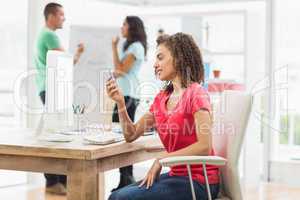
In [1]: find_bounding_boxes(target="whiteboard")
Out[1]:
[69,25,119,123]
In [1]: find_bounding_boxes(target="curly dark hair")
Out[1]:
[156,32,204,93]
[123,16,147,56]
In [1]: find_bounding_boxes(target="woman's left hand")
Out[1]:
[112,36,120,47]
[139,159,162,189]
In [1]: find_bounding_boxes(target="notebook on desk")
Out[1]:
[83,131,156,145]
[83,131,124,145]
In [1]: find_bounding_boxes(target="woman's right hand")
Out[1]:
[139,159,162,189]
[106,77,124,104]
[76,43,85,54]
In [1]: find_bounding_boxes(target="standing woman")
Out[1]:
[111,16,147,191]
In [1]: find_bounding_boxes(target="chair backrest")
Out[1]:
[211,91,252,200]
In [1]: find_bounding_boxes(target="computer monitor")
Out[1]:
[45,50,73,128]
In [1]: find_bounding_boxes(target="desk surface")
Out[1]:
[0,128,163,160]
[0,128,165,200]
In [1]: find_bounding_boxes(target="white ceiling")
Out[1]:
[98,0,262,6]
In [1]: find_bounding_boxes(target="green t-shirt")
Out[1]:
[34,27,60,93]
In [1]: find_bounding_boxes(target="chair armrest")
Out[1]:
[159,156,226,167]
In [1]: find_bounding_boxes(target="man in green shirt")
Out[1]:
[34,2,84,195]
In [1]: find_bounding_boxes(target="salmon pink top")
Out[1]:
[149,83,219,184]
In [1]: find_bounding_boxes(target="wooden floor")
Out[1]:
[244,183,300,200]
[0,182,299,200]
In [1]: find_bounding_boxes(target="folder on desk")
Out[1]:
[83,132,124,145]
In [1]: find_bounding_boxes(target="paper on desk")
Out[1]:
[83,132,124,145]
[37,133,74,142]
[56,129,84,135]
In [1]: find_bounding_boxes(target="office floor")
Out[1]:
[0,161,299,200]
[0,181,299,200]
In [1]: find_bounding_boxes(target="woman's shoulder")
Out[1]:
[154,89,168,99]
[187,82,208,95]
[130,41,143,47]
[151,89,168,104]
[127,41,143,50]
[126,41,145,58]
[185,83,211,114]
[185,82,210,103]
[149,89,168,114]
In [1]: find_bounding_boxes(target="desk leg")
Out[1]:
[67,160,103,200]
[98,172,105,199]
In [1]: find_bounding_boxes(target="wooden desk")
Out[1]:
[0,128,164,200]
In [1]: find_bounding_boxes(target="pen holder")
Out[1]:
[74,114,86,132]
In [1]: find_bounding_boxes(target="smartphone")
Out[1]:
[109,70,115,81]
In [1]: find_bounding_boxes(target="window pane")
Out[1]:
[210,55,244,82]
[279,114,289,144]
[0,1,27,70]
[202,14,244,52]
[275,0,300,66]
[294,115,300,145]
[0,1,27,126]
[275,0,300,147]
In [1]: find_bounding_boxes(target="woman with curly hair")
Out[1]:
[107,33,219,200]
[110,16,148,191]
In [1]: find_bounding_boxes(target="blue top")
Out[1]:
[117,41,145,99]
[203,62,210,90]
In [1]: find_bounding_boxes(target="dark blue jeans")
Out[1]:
[109,173,219,200]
